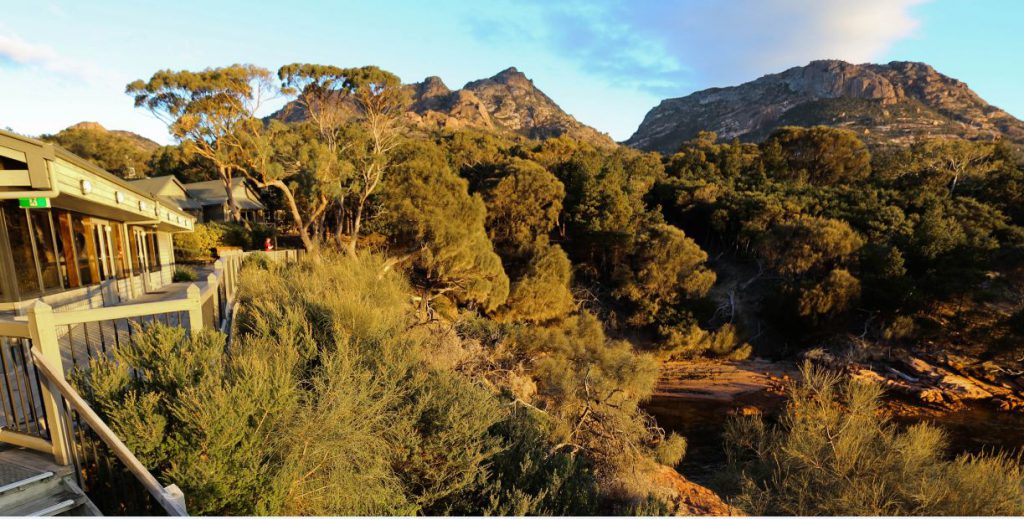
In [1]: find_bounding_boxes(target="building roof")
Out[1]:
[183,177,265,211]
[129,175,203,210]
[0,129,194,232]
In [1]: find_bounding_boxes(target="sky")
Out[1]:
[0,0,1021,144]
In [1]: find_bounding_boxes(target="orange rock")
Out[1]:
[645,464,739,516]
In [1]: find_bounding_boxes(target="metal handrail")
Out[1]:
[29,347,188,516]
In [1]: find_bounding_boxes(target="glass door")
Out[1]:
[88,219,118,281]
[133,227,150,274]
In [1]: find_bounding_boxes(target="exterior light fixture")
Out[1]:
[80,179,93,194]
[139,201,148,211]
[115,191,125,204]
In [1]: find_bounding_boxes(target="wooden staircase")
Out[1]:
[0,449,100,516]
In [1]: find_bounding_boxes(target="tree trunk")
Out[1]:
[334,202,347,250]
[219,166,243,223]
[267,179,317,254]
[346,205,361,259]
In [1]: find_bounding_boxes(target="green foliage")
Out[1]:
[76,325,285,515]
[756,214,864,277]
[724,363,1024,515]
[653,432,688,466]
[41,124,153,178]
[485,158,565,252]
[147,144,215,183]
[556,146,661,241]
[509,312,663,476]
[652,126,1024,349]
[458,411,600,516]
[882,315,916,341]
[173,222,273,261]
[501,242,575,323]
[173,223,226,262]
[764,126,871,185]
[274,64,409,252]
[128,64,275,225]
[379,140,509,311]
[796,268,861,320]
[660,323,751,361]
[81,254,625,515]
[171,265,197,282]
[613,223,716,329]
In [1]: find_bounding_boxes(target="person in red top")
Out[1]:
[264,237,274,252]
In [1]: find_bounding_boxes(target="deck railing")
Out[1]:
[0,249,300,516]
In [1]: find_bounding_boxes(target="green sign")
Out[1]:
[18,197,51,209]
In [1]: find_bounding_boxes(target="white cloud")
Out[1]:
[0,33,100,81]
[652,0,927,87]
[502,0,927,96]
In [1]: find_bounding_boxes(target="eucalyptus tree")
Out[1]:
[127,64,274,222]
[278,64,408,256]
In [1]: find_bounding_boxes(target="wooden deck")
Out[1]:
[0,447,71,491]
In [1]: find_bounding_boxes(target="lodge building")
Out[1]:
[0,130,195,313]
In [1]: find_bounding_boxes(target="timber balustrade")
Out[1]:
[0,249,301,516]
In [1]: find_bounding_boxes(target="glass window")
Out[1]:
[93,225,111,280]
[28,210,62,292]
[110,224,127,279]
[145,232,161,272]
[71,215,99,286]
[55,211,82,288]
[3,205,41,298]
[127,227,143,274]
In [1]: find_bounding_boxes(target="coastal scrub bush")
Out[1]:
[723,363,1024,515]
[80,252,623,515]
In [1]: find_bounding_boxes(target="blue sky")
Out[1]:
[0,0,1020,144]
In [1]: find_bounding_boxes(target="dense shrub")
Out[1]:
[173,223,225,262]
[723,363,1024,515]
[172,265,198,282]
[80,253,653,514]
[173,222,277,262]
[500,242,575,323]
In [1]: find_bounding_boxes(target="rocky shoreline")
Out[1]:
[648,352,1024,514]
[655,350,1024,419]
[808,348,1024,414]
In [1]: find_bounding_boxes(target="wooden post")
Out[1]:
[213,259,226,305]
[26,301,71,466]
[206,273,219,329]
[186,284,203,332]
[228,256,238,302]
[164,484,188,515]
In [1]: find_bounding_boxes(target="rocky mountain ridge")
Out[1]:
[626,60,1024,153]
[273,67,615,147]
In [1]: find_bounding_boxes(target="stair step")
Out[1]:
[2,489,82,516]
[25,497,77,516]
[0,471,55,495]
[0,450,100,516]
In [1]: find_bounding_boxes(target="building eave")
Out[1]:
[0,130,195,232]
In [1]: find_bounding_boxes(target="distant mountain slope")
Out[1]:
[626,60,1024,153]
[41,122,160,178]
[59,122,160,153]
[272,67,615,147]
